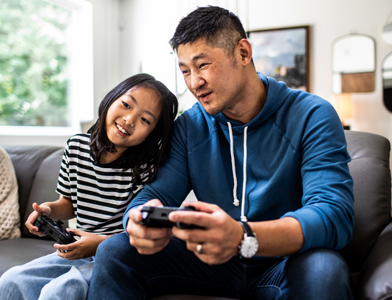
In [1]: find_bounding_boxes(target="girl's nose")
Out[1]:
[123,115,135,127]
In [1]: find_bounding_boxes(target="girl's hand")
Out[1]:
[25,202,52,237]
[54,229,108,260]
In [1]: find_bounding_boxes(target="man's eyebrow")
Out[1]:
[179,53,208,66]
[125,94,158,122]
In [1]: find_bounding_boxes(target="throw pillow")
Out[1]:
[0,146,21,240]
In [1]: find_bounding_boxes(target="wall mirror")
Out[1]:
[382,52,392,113]
[382,23,392,45]
[332,34,375,94]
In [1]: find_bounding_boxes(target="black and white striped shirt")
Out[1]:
[56,134,149,235]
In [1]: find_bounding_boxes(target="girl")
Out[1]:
[0,73,178,300]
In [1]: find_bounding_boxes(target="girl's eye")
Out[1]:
[122,101,130,108]
[141,117,150,124]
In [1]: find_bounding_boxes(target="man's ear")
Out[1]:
[237,38,253,66]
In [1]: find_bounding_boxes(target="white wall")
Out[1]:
[120,0,392,144]
[245,0,392,142]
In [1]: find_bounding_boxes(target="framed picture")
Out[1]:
[248,26,310,92]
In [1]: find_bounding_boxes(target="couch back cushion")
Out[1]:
[23,148,65,238]
[340,131,391,272]
[3,146,63,238]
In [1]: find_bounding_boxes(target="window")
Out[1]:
[0,0,93,136]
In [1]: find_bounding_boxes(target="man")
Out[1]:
[87,6,354,300]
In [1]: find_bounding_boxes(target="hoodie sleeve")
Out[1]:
[282,95,354,252]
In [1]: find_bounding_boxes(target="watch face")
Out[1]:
[240,237,259,258]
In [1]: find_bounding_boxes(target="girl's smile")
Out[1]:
[116,123,130,136]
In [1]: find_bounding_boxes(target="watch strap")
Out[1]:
[238,221,255,237]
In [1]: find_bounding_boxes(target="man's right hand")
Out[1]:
[25,202,52,237]
[127,199,172,255]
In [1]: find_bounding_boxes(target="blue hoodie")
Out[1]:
[123,73,354,253]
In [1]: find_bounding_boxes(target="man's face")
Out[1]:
[177,38,245,116]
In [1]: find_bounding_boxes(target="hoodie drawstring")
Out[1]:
[227,122,248,222]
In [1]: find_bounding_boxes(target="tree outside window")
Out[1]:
[0,0,71,127]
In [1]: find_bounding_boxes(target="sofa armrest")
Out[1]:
[356,222,392,300]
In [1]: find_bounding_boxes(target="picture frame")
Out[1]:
[248,26,310,92]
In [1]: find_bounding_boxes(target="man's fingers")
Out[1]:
[182,201,220,213]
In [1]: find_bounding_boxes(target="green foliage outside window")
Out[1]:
[0,0,71,127]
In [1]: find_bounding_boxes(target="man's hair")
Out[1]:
[88,73,178,184]
[169,6,247,57]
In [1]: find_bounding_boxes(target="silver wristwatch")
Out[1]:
[238,221,258,258]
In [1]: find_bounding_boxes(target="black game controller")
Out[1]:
[140,206,204,229]
[34,215,77,244]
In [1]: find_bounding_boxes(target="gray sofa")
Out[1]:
[0,146,65,276]
[1,130,391,300]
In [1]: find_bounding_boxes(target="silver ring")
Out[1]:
[197,243,203,255]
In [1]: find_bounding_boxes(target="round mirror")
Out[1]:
[382,52,392,113]
[382,23,392,45]
[332,34,375,94]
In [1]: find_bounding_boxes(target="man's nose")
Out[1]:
[189,72,205,91]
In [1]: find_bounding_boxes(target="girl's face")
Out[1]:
[105,86,162,156]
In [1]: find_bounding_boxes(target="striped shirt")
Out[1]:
[56,134,149,235]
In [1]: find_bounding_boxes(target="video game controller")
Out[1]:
[140,206,204,229]
[34,215,77,244]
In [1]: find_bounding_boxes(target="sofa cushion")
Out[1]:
[22,148,65,238]
[3,146,62,235]
[0,238,55,276]
[0,146,21,240]
[356,222,392,300]
[340,131,391,272]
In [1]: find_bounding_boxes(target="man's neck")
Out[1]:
[223,73,267,124]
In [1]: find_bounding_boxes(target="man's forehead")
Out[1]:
[177,40,221,63]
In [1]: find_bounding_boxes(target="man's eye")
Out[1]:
[141,117,150,124]
[181,69,189,75]
[199,63,207,68]
[122,101,130,108]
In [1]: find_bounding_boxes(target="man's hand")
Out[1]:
[170,201,244,265]
[25,202,52,237]
[55,229,107,260]
[127,199,172,255]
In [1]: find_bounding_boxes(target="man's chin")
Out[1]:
[200,103,221,116]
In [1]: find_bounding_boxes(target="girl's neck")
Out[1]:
[100,149,125,164]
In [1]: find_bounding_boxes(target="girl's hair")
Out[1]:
[88,73,178,184]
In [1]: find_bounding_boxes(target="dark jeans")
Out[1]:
[87,233,353,300]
